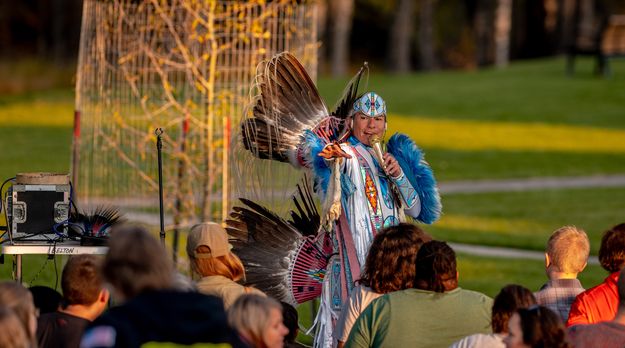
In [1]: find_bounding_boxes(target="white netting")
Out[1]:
[73,0,318,229]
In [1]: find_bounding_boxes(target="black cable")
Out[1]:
[0,177,16,242]
[0,176,16,214]
[27,254,50,285]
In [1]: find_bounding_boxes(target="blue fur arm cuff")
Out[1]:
[303,130,331,199]
[387,133,442,224]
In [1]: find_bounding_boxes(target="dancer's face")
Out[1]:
[350,112,386,146]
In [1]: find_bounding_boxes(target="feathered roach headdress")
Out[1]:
[68,206,124,245]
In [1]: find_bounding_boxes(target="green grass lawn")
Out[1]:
[318,57,625,128]
[0,254,65,289]
[432,186,625,254]
[1,57,624,182]
[0,89,74,179]
[391,115,625,180]
[319,57,625,181]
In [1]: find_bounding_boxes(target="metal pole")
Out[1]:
[155,128,166,247]
[171,115,189,266]
[15,255,22,283]
[70,110,81,198]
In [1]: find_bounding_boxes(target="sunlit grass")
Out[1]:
[430,186,625,254]
[436,214,547,238]
[0,101,73,127]
[388,115,625,154]
[0,88,74,123]
[425,149,625,181]
[0,89,74,179]
[319,57,625,128]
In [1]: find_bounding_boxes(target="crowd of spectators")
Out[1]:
[0,221,624,348]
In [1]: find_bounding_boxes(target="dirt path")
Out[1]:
[126,174,625,261]
[440,174,625,194]
[450,242,599,265]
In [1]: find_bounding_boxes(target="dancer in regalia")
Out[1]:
[226,52,441,347]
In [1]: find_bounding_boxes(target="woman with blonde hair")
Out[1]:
[0,281,38,347]
[0,308,30,348]
[228,294,289,348]
[187,222,264,308]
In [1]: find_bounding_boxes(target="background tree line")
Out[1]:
[319,0,624,75]
[1,0,623,76]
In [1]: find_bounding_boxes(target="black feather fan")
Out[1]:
[226,177,330,305]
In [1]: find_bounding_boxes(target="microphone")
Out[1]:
[370,135,386,172]
[371,135,403,206]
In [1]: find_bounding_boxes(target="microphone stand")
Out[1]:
[155,128,166,247]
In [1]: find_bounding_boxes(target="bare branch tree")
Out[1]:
[74,0,318,232]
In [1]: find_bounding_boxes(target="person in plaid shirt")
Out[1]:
[535,226,590,322]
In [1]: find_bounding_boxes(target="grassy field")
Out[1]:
[432,186,625,254]
[0,89,74,179]
[318,58,625,128]
[1,57,624,182]
[0,57,623,296]
[319,57,625,181]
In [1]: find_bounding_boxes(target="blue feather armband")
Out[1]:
[387,133,442,224]
[303,130,331,199]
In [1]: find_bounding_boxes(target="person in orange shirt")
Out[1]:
[568,267,625,348]
[567,223,625,326]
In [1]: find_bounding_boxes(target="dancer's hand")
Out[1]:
[383,153,401,177]
[319,142,352,159]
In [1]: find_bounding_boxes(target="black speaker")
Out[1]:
[8,174,70,243]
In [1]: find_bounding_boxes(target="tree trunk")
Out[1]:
[578,0,595,42]
[494,0,512,67]
[388,0,415,73]
[316,0,328,75]
[51,0,66,64]
[36,0,49,57]
[418,0,437,71]
[329,0,354,77]
[558,0,577,51]
[474,0,493,66]
[0,1,11,57]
